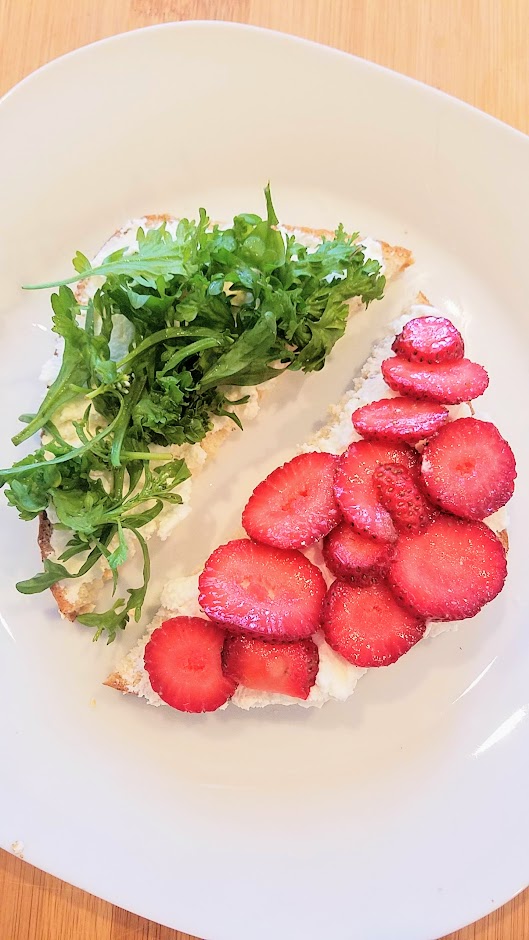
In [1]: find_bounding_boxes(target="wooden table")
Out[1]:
[0,1,527,938]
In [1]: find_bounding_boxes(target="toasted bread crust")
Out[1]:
[103,671,129,692]
[38,217,412,622]
[37,512,76,621]
[37,510,53,559]
[38,511,100,621]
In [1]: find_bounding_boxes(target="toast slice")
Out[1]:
[105,293,509,710]
[37,218,413,622]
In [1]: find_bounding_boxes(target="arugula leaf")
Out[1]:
[199,310,277,389]
[16,531,114,595]
[16,559,72,594]
[107,522,129,578]
[121,499,164,530]
[264,182,279,226]
[77,597,128,643]
[12,288,91,445]
[158,336,222,377]
[78,527,151,642]
[2,398,125,480]
[115,325,223,373]
[24,220,207,290]
[6,477,51,520]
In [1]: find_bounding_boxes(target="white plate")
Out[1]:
[1,22,528,940]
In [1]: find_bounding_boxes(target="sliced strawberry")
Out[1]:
[421,418,516,520]
[388,514,507,621]
[334,440,420,541]
[392,316,464,363]
[352,397,449,444]
[323,521,395,583]
[381,356,489,404]
[242,452,340,550]
[373,463,432,534]
[144,616,237,713]
[223,635,319,699]
[322,579,426,667]
[198,539,326,640]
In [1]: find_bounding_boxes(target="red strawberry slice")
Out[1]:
[388,514,507,621]
[242,452,340,550]
[374,463,433,534]
[392,316,465,363]
[381,356,489,404]
[322,579,426,667]
[334,440,420,541]
[352,397,449,444]
[144,616,237,713]
[323,521,396,583]
[198,539,326,640]
[421,418,516,520]
[223,635,319,699]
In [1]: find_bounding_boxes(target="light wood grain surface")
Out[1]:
[0,1,527,939]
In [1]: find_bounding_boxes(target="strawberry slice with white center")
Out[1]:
[323,521,396,583]
[352,397,449,444]
[421,417,516,520]
[334,440,420,541]
[144,616,237,713]
[198,539,326,639]
[223,635,319,699]
[381,356,489,404]
[322,579,426,667]
[242,452,340,549]
[392,316,465,363]
[388,514,507,621]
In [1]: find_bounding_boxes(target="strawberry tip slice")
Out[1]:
[334,439,420,542]
[392,315,465,363]
[374,462,433,534]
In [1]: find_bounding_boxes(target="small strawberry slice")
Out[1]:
[334,440,420,541]
[223,635,319,699]
[388,514,507,621]
[381,356,489,404]
[392,316,464,363]
[322,579,426,667]
[421,418,516,520]
[352,397,449,444]
[198,539,326,639]
[374,463,433,534]
[242,452,340,550]
[323,521,396,583]
[144,616,237,713]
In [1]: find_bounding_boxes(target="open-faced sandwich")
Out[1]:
[0,188,412,641]
[105,296,516,711]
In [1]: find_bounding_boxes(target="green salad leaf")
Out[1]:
[2,186,385,642]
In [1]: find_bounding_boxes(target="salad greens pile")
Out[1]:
[0,187,385,642]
